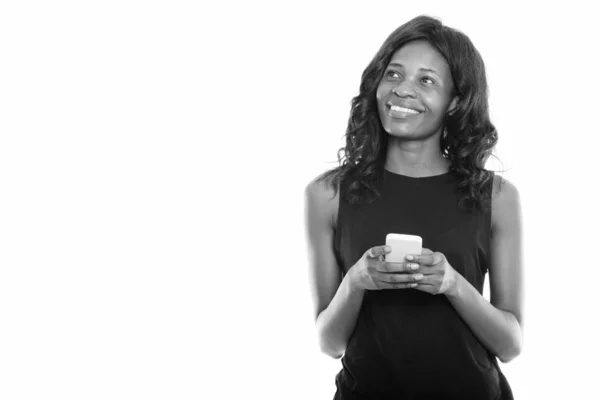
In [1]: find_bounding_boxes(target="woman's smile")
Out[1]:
[386,102,423,119]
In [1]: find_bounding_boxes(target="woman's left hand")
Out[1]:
[405,248,459,296]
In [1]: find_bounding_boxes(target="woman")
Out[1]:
[304,15,523,399]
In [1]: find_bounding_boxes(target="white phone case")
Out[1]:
[385,234,423,263]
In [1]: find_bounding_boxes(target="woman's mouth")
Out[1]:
[386,104,423,118]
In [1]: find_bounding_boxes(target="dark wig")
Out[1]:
[317,15,498,212]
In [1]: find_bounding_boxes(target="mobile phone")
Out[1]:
[385,234,422,263]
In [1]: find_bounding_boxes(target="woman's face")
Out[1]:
[376,40,458,141]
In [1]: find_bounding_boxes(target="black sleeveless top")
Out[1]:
[332,168,513,399]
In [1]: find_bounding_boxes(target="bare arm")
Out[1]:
[445,175,524,362]
[304,177,365,359]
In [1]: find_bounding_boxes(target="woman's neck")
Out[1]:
[384,141,450,178]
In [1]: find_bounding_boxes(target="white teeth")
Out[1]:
[389,105,420,114]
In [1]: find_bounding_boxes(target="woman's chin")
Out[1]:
[386,129,417,139]
[384,125,441,141]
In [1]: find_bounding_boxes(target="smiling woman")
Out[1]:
[304,15,522,399]
[377,40,458,143]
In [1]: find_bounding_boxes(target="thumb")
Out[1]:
[421,248,433,255]
[367,245,391,259]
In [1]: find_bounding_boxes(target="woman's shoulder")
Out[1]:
[490,173,521,232]
[304,171,341,230]
[490,174,520,203]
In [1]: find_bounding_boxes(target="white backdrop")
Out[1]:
[1,1,599,399]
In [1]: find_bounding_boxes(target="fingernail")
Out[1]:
[385,246,391,252]
[406,255,413,261]
[413,274,423,280]
[410,263,418,270]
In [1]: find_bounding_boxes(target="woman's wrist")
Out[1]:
[346,266,366,294]
[444,269,462,299]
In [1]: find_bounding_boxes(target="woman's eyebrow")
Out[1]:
[387,62,440,76]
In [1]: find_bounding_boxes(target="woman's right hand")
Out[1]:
[349,245,423,291]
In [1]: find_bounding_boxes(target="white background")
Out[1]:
[1,1,599,399]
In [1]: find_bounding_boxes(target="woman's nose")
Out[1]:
[391,81,416,98]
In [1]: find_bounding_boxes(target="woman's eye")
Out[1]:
[386,70,400,79]
[421,76,435,84]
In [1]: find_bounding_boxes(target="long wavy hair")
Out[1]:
[317,15,499,212]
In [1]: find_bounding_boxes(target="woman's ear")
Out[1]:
[447,96,460,115]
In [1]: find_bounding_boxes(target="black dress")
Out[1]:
[332,168,513,399]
